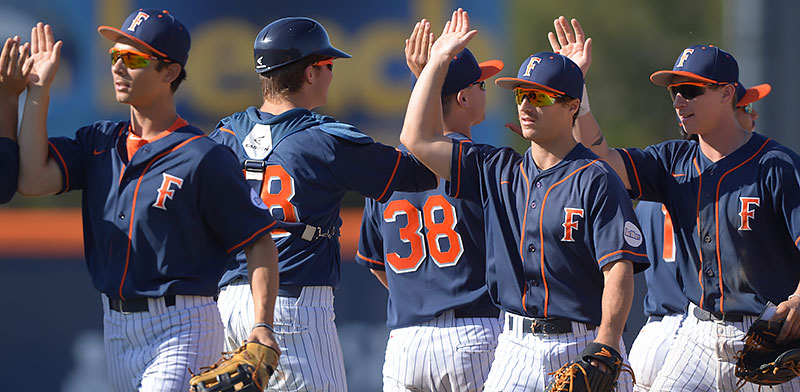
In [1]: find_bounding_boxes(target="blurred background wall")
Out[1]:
[0,0,796,390]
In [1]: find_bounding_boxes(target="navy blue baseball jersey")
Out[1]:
[0,137,18,204]
[619,132,800,315]
[635,201,689,317]
[448,140,649,326]
[209,107,437,288]
[47,117,277,300]
[356,133,496,329]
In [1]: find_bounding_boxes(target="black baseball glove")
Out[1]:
[735,319,800,387]
[546,342,633,392]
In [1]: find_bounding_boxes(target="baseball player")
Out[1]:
[555,15,800,391]
[209,17,438,391]
[0,36,32,203]
[355,19,503,391]
[628,82,772,391]
[15,11,280,391]
[399,10,649,391]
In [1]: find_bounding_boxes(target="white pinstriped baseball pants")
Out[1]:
[483,313,633,392]
[217,280,347,391]
[381,310,501,392]
[101,294,224,392]
[628,313,685,391]
[650,303,800,391]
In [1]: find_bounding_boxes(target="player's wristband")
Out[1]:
[578,86,591,117]
[252,322,275,333]
[789,294,800,301]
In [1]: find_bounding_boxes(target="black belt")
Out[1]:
[277,285,304,298]
[108,295,176,313]
[649,315,664,322]
[692,306,744,322]
[509,316,596,335]
[453,306,500,319]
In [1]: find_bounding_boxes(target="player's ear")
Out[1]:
[302,64,316,85]
[566,98,580,116]
[160,63,182,85]
[456,90,468,108]
[721,84,736,105]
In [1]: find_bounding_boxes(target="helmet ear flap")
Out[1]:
[253,17,351,73]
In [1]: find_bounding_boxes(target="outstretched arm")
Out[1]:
[0,36,33,142]
[399,9,477,180]
[549,16,631,189]
[17,23,64,196]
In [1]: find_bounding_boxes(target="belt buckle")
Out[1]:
[530,319,540,334]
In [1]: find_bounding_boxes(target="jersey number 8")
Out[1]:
[383,195,464,274]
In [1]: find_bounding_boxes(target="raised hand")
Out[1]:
[0,36,33,98]
[548,16,592,76]
[428,8,477,64]
[405,19,434,78]
[28,22,63,88]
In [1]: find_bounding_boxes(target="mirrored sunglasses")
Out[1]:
[739,103,754,114]
[514,88,562,106]
[109,48,171,69]
[667,82,716,101]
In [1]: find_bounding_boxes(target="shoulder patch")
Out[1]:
[250,188,268,210]
[623,221,643,247]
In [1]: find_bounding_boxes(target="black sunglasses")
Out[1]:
[667,82,719,101]
[470,80,486,91]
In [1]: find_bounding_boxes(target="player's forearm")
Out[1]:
[370,269,389,290]
[399,52,453,180]
[0,95,19,141]
[17,86,59,195]
[596,259,634,351]
[246,234,279,326]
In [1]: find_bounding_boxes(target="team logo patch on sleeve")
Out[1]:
[250,188,268,210]
[623,221,643,247]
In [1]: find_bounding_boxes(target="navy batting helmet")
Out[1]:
[253,17,351,73]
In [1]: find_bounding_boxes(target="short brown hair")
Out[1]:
[259,54,329,101]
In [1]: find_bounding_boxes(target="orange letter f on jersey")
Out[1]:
[562,208,584,242]
[153,173,184,210]
[739,197,760,230]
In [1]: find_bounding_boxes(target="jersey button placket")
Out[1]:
[119,212,125,220]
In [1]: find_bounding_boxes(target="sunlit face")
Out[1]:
[670,76,732,136]
[516,92,576,143]
[110,40,171,105]
[462,81,487,125]
[309,59,334,109]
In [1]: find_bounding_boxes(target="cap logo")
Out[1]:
[256,56,265,69]
[127,11,150,32]
[677,49,694,68]
[523,56,541,77]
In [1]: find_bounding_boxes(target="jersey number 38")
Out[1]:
[383,195,464,274]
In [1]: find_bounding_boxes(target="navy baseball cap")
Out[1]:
[441,48,504,97]
[495,52,584,100]
[650,44,738,87]
[98,9,191,67]
[736,83,771,107]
